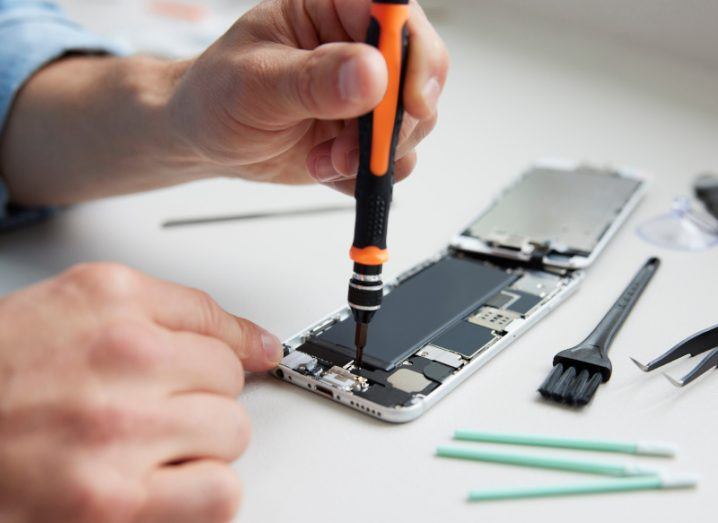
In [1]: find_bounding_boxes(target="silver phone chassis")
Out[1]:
[274,160,647,422]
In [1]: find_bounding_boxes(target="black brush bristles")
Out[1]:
[538,345,610,406]
[539,358,605,406]
[538,258,661,408]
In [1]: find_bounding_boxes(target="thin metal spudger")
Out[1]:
[162,204,354,228]
[631,323,718,371]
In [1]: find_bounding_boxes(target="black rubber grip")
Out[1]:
[351,17,408,252]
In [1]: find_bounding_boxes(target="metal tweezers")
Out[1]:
[631,323,718,387]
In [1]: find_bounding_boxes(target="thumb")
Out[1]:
[238,42,387,126]
[225,316,284,373]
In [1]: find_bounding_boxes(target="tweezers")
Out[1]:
[631,323,718,386]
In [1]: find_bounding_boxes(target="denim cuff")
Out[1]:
[0,0,123,231]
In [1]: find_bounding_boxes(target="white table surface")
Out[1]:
[2,2,718,522]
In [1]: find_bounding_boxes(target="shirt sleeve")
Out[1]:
[0,0,124,231]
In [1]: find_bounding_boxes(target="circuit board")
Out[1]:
[277,252,567,415]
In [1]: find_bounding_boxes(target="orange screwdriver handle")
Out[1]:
[350,0,409,267]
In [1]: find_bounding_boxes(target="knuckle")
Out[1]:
[200,337,246,396]
[65,472,142,523]
[205,469,242,523]
[66,402,139,447]
[92,320,163,372]
[232,318,263,360]
[193,289,224,334]
[297,53,321,114]
[63,262,140,301]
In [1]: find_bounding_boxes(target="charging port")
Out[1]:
[315,385,333,397]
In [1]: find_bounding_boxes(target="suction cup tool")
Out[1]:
[637,197,718,251]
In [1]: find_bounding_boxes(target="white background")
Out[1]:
[3,1,718,522]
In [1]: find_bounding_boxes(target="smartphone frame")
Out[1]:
[275,161,646,422]
[278,256,583,422]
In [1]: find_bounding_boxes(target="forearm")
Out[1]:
[0,55,199,206]
[0,0,448,207]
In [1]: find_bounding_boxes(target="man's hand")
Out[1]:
[0,0,448,203]
[0,263,282,523]
[169,0,449,195]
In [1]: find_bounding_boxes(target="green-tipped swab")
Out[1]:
[436,446,660,477]
[467,475,698,502]
[454,430,676,457]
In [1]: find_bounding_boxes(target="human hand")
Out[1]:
[167,0,449,195]
[0,263,282,523]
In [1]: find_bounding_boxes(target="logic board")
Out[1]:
[277,251,578,421]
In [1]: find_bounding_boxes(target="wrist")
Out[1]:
[116,56,205,179]
[1,54,206,205]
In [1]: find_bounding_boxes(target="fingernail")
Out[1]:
[261,332,283,364]
[338,57,363,103]
[345,149,359,175]
[422,77,441,113]
[313,155,343,183]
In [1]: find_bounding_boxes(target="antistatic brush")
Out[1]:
[538,257,660,406]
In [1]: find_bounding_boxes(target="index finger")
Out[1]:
[401,1,450,119]
[137,275,283,373]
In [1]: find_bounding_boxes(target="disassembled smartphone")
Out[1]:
[275,160,647,422]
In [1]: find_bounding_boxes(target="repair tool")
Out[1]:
[163,203,354,228]
[637,173,718,251]
[436,446,660,477]
[637,196,718,251]
[631,323,718,387]
[467,475,698,502]
[453,430,676,457]
[539,257,661,406]
[348,0,409,368]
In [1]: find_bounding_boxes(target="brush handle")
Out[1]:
[582,257,660,354]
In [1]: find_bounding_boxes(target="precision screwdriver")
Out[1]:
[348,0,410,369]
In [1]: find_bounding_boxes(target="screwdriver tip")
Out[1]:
[354,322,368,369]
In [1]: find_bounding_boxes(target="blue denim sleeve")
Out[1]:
[0,0,123,231]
